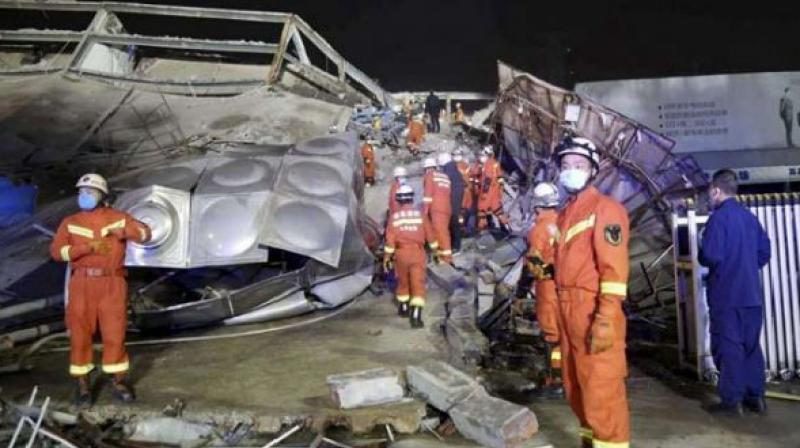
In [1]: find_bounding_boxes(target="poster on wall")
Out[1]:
[576,71,800,153]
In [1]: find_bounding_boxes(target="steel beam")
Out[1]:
[0,30,83,43]
[89,33,279,54]
[0,1,290,23]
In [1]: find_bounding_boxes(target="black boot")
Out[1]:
[110,374,135,403]
[409,306,424,328]
[74,375,92,409]
[705,401,743,417]
[398,302,409,317]
[743,396,768,415]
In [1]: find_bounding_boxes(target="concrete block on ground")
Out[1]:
[447,288,477,321]
[445,318,489,366]
[406,361,486,412]
[327,367,405,409]
[450,394,539,448]
[428,262,468,294]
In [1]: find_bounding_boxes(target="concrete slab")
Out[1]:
[327,367,405,409]
[444,318,490,366]
[450,394,538,448]
[428,262,468,294]
[406,361,486,412]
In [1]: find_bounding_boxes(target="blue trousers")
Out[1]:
[710,306,765,405]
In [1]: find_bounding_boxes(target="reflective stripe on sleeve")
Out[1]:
[564,214,596,243]
[600,281,628,297]
[60,245,72,261]
[67,224,94,238]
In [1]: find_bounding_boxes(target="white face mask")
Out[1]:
[559,168,590,193]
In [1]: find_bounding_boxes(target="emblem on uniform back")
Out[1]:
[604,224,623,246]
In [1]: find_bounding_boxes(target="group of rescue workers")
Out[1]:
[50,120,767,448]
[380,135,633,447]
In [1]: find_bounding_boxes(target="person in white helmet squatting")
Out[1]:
[50,173,151,408]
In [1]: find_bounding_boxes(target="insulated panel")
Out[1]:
[274,155,351,206]
[114,185,190,268]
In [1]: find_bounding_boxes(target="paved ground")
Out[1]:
[3,136,800,446]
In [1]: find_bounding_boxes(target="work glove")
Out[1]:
[89,240,112,256]
[382,256,393,273]
[432,252,441,265]
[589,314,615,354]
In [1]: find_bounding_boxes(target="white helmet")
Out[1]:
[393,166,408,178]
[482,145,494,155]
[453,148,463,162]
[555,136,600,168]
[423,157,437,169]
[396,184,414,203]
[76,173,108,195]
[437,152,452,166]
[532,182,559,208]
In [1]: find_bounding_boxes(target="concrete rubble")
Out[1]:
[126,417,215,446]
[327,367,406,410]
[450,394,539,448]
[407,361,539,448]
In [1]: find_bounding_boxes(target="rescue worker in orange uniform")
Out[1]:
[477,146,508,231]
[466,152,483,233]
[453,148,472,227]
[422,157,453,263]
[388,166,408,216]
[525,182,563,392]
[406,113,426,157]
[553,137,630,448]
[360,136,376,187]
[383,185,439,328]
[453,102,465,125]
[50,173,151,408]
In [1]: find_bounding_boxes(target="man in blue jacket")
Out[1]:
[699,169,771,417]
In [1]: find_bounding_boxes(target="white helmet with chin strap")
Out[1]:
[392,166,408,178]
[76,173,108,195]
[423,157,437,169]
[555,136,600,168]
[532,182,559,208]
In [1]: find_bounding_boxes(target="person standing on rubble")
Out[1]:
[50,173,151,408]
[779,87,794,147]
[406,113,426,157]
[699,169,771,417]
[438,152,465,254]
[518,182,563,393]
[467,151,483,233]
[453,148,472,234]
[553,137,631,448]
[360,136,376,187]
[477,146,509,231]
[453,102,465,125]
[422,157,453,264]
[383,185,439,328]
[425,90,442,133]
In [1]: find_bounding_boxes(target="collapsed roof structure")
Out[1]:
[492,61,708,323]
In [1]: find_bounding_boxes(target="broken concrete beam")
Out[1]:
[446,288,476,321]
[127,417,215,446]
[488,237,527,267]
[428,262,468,294]
[406,361,486,412]
[327,367,405,409]
[450,394,539,448]
[444,318,489,367]
[477,294,494,318]
[477,275,495,295]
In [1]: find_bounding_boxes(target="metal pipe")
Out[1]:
[262,424,301,448]
[0,296,63,321]
[766,390,800,402]
[1,322,65,348]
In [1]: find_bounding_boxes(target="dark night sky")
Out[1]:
[7,1,800,91]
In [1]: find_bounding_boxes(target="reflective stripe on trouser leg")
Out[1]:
[566,289,630,445]
[593,439,629,448]
[558,293,588,427]
[396,295,410,303]
[409,258,427,308]
[395,255,411,303]
[98,277,130,374]
[67,276,98,376]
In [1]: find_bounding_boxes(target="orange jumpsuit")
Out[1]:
[456,161,472,212]
[554,186,630,447]
[454,108,465,124]
[406,119,426,154]
[477,156,507,229]
[384,204,438,308]
[423,170,453,263]
[527,209,560,340]
[361,142,376,185]
[50,207,151,377]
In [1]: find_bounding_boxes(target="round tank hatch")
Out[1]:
[295,137,350,156]
[128,200,175,249]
